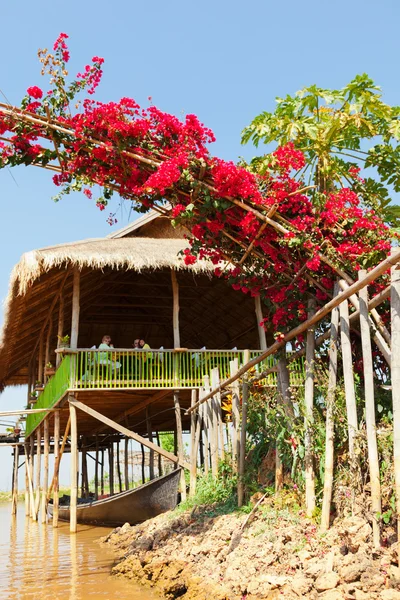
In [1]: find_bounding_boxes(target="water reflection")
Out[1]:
[0,503,155,599]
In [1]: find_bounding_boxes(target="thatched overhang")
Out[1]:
[0,233,263,389]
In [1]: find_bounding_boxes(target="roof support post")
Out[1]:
[70,268,80,350]
[171,269,180,348]
[255,296,267,351]
[56,295,64,367]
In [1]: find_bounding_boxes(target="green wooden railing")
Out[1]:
[25,355,71,437]
[24,349,305,437]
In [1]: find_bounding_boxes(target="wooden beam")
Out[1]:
[254,296,267,351]
[70,268,80,349]
[391,252,400,564]
[238,350,250,507]
[174,392,187,499]
[188,250,400,415]
[304,299,316,517]
[52,411,60,527]
[359,271,381,548]
[339,297,359,462]
[41,417,49,523]
[146,407,155,481]
[69,401,78,533]
[69,399,190,469]
[171,269,181,348]
[56,295,64,368]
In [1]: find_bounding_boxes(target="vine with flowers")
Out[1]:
[0,34,396,344]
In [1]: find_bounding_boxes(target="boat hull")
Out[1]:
[48,469,181,527]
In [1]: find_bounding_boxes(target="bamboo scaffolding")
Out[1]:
[187,250,400,415]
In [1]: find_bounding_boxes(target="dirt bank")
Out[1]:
[102,500,400,599]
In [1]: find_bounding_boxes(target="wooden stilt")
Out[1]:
[116,439,122,493]
[230,359,240,472]
[41,417,49,523]
[70,401,78,533]
[47,416,70,501]
[203,375,217,476]
[109,442,114,496]
[29,436,35,518]
[339,296,359,463]
[124,437,129,491]
[95,435,99,498]
[81,440,88,498]
[141,444,145,484]
[56,295,64,367]
[276,357,291,493]
[24,443,30,517]
[201,402,209,475]
[238,350,250,507]
[146,407,155,481]
[305,298,316,517]
[391,255,400,565]
[156,432,163,477]
[199,406,205,470]
[11,446,19,515]
[211,368,224,461]
[174,391,187,500]
[70,268,80,349]
[359,271,381,548]
[52,411,60,527]
[100,449,104,496]
[190,389,198,497]
[320,283,340,532]
[34,427,41,520]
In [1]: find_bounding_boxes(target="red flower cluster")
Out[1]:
[0,33,393,339]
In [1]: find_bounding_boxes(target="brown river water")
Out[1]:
[0,503,156,599]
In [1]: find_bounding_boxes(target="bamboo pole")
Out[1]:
[358,270,381,548]
[70,268,80,349]
[211,367,224,461]
[230,359,240,472]
[47,416,71,500]
[34,427,41,520]
[11,446,19,516]
[38,336,44,385]
[339,297,359,464]
[69,401,78,534]
[204,375,217,477]
[56,295,64,368]
[95,435,99,498]
[141,444,145,484]
[338,279,391,365]
[255,296,267,350]
[305,298,316,517]
[146,408,155,481]
[41,417,49,523]
[156,432,163,477]
[201,402,209,475]
[171,269,181,348]
[52,411,60,527]
[190,389,198,497]
[101,449,104,495]
[391,255,400,565]
[24,444,30,517]
[174,392,187,500]
[44,322,52,384]
[124,436,129,491]
[188,250,400,415]
[29,436,35,518]
[238,350,250,507]
[275,357,290,493]
[320,283,340,532]
[116,439,122,493]
[81,440,88,498]
[109,442,114,496]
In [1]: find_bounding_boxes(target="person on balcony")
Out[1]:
[98,335,120,371]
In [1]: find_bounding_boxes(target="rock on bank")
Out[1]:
[101,507,400,599]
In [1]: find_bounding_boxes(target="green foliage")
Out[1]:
[242,74,400,227]
[177,468,238,516]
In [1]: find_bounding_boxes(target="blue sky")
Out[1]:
[0,0,399,488]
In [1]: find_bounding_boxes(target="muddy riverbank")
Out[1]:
[102,499,400,599]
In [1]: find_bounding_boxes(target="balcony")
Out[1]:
[25,349,305,437]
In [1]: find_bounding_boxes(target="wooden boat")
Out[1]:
[48,469,182,526]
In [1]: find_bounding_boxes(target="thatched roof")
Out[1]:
[0,235,218,388]
[8,236,213,298]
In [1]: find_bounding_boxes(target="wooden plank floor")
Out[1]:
[44,388,194,438]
